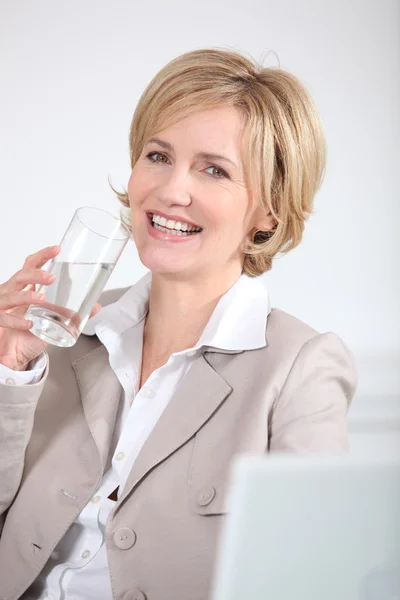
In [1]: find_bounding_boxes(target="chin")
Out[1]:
[138,249,193,276]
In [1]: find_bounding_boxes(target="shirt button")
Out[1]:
[5,378,16,386]
[91,495,101,504]
[115,452,125,461]
[143,387,155,399]
[81,550,91,559]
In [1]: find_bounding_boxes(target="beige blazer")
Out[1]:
[0,287,357,600]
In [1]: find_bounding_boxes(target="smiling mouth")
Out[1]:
[148,213,203,236]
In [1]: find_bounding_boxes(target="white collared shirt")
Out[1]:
[0,272,271,600]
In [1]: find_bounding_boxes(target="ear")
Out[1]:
[253,207,277,233]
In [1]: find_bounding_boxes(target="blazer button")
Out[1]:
[196,486,216,507]
[122,590,147,600]
[113,527,137,550]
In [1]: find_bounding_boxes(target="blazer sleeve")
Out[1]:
[269,332,358,453]
[0,356,49,530]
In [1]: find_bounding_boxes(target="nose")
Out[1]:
[155,167,191,208]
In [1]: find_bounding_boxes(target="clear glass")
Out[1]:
[25,206,130,347]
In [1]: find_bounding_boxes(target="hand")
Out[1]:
[0,245,102,371]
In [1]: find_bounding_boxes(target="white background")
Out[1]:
[0,0,399,410]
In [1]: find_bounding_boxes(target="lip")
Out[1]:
[146,214,202,243]
[146,210,202,230]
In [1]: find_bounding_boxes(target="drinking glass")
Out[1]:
[25,206,130,347]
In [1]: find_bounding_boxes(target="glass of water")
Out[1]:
[25,206,130,347]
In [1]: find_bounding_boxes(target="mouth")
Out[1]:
[146,212,203,237]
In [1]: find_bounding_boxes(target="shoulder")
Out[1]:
[265,308,320,363]
[264,308,357,386]
[256,308,357,386]
[266,308,354,359]
[266,308,318,343]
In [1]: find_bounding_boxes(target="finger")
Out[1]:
[0,290,46,311]
[89,303,102,318]
[0,311,33,330]
[3,268,56,293]
[23,245,60,270]
[9,268,56,292]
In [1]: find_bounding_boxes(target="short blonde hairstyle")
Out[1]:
[115,48,326,276]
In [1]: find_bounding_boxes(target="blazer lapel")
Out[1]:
[72,344,122,471]
[117,352,232,506]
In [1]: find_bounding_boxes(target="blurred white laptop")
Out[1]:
[211,455,400,600]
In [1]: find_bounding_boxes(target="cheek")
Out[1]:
[202,191,249,235]
[128,167,154,206]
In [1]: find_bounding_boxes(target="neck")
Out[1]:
[143,265,242,358]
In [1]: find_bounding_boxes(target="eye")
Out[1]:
[146,151,169,164]
[204,165,229,179]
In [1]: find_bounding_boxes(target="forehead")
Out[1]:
[151,106,245,157]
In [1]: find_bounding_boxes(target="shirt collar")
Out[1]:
[196,273,270,352]
[83,271,270,353]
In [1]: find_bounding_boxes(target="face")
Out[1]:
[128,105,270,281]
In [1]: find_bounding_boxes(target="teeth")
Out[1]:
[152,214,201,232]
[153,223,197,235]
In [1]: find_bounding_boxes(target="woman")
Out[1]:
[0,49,357,600]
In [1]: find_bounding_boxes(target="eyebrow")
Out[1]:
[146,137,238,169]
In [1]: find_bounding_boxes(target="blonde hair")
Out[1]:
[115,48,326,276]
